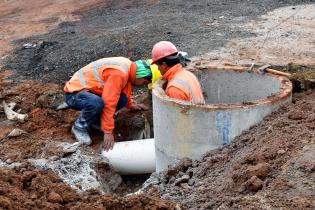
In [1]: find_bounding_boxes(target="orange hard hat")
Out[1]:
[151,41,178,64]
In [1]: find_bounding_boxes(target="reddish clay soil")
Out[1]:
[0,70,152,162]
[0,167,176,209]
[145,90,315,209]
[0,70,76,161]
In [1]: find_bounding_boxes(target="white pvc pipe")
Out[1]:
[101,138,155,175]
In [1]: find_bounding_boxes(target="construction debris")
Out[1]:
[7,128,27,138]
[2,101,28,123]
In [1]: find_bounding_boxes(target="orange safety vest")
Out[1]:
[64,57,136,133]
[64,57,132,94]
[166,65,205,104]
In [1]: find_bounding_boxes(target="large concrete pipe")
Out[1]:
[152,65,292,172]
[102,138,155,175]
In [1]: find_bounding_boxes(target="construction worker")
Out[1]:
[64,57,152,151]
[151,41,205,104]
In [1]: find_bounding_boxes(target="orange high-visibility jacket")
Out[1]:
[163,64,205,104]
[64,57,137,133]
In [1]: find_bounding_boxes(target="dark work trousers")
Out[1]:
[65,90,127,131]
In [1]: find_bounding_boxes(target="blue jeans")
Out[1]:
[65,90,127,130]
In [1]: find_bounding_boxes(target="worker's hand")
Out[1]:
[129,103,149,111]
[103,133,115,151]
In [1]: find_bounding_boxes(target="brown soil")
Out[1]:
[0,70,152,162]
[0,71,173,209]
[0,70,75,162]
[145,90,315,209]
[0,167,176,209]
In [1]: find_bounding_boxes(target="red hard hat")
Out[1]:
[151,41,178,64]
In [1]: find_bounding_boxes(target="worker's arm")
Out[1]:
[101,71,126,133]
[122,81,133,108]
[101,71,127,151]
[165,86,190,101]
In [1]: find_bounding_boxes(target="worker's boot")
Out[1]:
[71,125,92,145]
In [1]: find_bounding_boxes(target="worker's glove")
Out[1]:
[178,51,191,67]
[103,133,115,151]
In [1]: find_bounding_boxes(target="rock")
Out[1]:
[30,193,37,200]
[246,163,270,179]
[244,176,263,192]
[188,179,195,186]
[20,162,29,168]
[7,128,27,138]
[47,192,63,203]
[277,149,286,155]
[288,111,305,120]
[175,204,182,210]
[5,159,12,164]
[166,157,192,178]
[197,186,205,193]
[62,142,81,155]
[142,172,160,190]
[49,156,60,161]
[28,158,48,168]
[169,177,176,184]
[36,90,65,109]
[174,175,190,186]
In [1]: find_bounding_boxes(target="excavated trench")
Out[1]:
[0,69,155,196]
[22,64,298,194]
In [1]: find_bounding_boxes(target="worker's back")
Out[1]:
[64,57,132,95]
[165,64,205,104]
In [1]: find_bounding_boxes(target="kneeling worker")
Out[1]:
[64,57,152,151]
[151,41,205,104]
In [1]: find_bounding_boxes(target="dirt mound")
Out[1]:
[0,70,75,162]
[144,91,315,209]
[0,167,177,210]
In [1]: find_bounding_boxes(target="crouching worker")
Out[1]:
[64,57,152,151]
[151,41,205,104]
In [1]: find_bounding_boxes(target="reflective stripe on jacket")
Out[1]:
[64,57,132,93]
[64,57,136,133]
[164,64,205,104]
